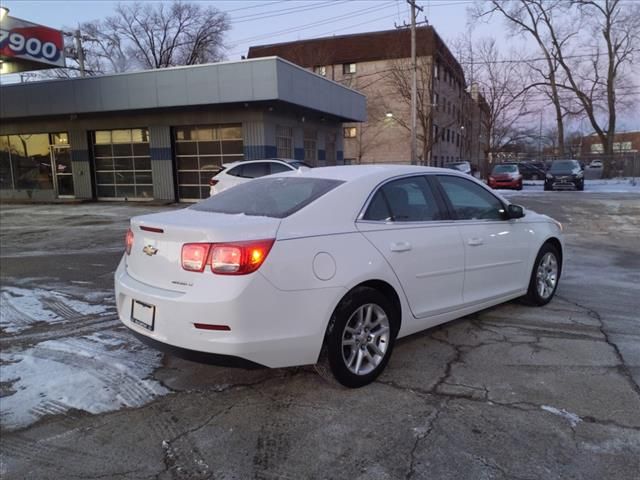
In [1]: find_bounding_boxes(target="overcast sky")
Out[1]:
[3,0,638,131]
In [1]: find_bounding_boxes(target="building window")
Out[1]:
[433,125,439,142]
[93,128,152,200]
[343,127,357,138]
[433,92,438,110]
[1,133,59,192]
[434,63,440,80]
[446,129,450,143]
[174,124,243,200]
[343,63,356,75]
[304,129,317,164]
[276,125,293,159]
[314,65,326,76]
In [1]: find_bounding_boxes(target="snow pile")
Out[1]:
[541,405,582,427]
[0,286,110,334]
[0,329,168,431]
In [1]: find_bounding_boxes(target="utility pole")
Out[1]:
[74,29,86,77]
[407,0,423,165]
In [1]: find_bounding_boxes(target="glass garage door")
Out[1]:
[93,129,153,200]
[174,124,243,200]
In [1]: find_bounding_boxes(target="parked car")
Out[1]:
[529,160,548,172]
[209,159,312,195]
[544,160,584,191]
[502,162,545,181]
[588,159,603,169]
[445,161,472,175]
[488,164,523,190]
[116,165,563,388]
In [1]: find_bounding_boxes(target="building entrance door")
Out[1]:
[51,145,74,197]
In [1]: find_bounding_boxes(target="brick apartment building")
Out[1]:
[579,131,640,156]
[248,27,489,167]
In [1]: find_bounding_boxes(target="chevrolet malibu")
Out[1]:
[116,166,563,388]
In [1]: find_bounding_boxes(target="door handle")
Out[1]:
[390,241,412,252]
[468,237,484,246]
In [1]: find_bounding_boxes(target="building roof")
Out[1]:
[0,57,366,122]
[248,26,465,82]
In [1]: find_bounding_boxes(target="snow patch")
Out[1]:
[0,286,110,333]
[541,405,582,427]
[0,330,168,431]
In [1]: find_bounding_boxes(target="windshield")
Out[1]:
[550,161,578,172]
[492,165,518,174]
[191,177,343,218]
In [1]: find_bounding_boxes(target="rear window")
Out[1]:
[191,177,344,218]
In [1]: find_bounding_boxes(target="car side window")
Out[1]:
[437,175,504,221]
[270,162,292,174]
[364,176,442,222]
[227,166,243,177]
[241,162,270,179]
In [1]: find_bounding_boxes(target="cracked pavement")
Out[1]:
[1,192,639,479]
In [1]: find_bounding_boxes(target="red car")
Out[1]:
[488,164,523,190]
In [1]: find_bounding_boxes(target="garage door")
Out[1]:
[174,124,243,200]
[93,129,152,200]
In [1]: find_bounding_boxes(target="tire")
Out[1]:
[516,182,523,191]
[522,243,561,306]
[577,182,584,191]
[319,287,398,388]
[544,184,551,191]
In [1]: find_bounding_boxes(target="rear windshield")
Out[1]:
[191,177,344,218]
[492,165,518,173]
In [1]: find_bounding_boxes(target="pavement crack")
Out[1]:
[406,404,444,480]
[557,294,640,398]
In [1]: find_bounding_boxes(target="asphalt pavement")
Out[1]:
[1,191,639,479]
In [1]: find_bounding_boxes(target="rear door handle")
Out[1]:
[390,241,412,252]
[468,237,484,246]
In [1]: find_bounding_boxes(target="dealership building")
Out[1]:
[0,57,366,202]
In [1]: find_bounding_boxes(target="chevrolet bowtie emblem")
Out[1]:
[143,245,158,256]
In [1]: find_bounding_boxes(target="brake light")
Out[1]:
[125,228,134,255]
[211,239,275,275]
[181,239,274,275]
[209,179,219,186]
[181,243,211,272]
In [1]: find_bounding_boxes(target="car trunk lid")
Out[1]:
[126,208,281,291]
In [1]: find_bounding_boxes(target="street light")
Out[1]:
[0,6,10,20]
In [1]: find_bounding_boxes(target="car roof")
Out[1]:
[275,164,453,182]
[222,158,295,168]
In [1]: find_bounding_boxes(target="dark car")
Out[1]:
[503,162,546,180]
[544,160,584,191]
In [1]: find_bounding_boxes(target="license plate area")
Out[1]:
[131,299,156,331]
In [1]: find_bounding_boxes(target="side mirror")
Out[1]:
[507,204,525,219]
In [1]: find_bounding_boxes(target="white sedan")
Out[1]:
[115,166,563,388]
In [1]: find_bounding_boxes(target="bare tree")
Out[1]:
[107,1,229,69]
[471,39,536,160]
[474,0,580,156]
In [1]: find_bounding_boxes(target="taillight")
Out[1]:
[209,179,219,186]
[180,239,275,275]
[125,228,134,255]
[211,239,275,275]
[181,243,211,272]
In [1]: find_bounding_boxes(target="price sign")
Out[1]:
[0,16,65,70]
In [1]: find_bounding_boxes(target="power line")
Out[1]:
[224,1,287,14]
[231,1,349,23]
[227,1,397,53]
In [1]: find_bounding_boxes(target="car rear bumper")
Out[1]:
[489,179,521,189]
[114,258,345,368]
[545,179,581,190]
